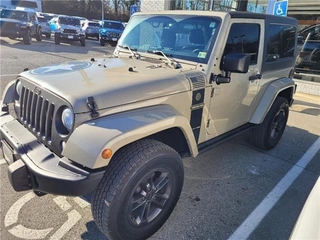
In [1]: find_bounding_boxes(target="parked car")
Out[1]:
[99,19,124,46]
[37,15,51,38]
[84,20,100,40]
[295,25,320,78]
[51,15,86,46]
[1,10,297,240]
[0,8,42,44]
[290,177,320,240]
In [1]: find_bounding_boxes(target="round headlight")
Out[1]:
[15,80,22,96]
[61,108,74,132]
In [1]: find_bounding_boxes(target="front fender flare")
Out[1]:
[2,80,16,107]
[63,105,197,169]
[250,77,295,124]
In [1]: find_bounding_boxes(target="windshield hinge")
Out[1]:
[210,88,215,98]
[206,119,210,128]
[86,96,99,118]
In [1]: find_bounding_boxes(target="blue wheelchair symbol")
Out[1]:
[273,1,288,16]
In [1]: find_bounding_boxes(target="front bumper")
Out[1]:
[55,33,85,41]
[100,35,119,42]
[0,29,25,38]
[0,112,104,196]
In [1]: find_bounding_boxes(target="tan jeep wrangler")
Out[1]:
[0,11,297,240]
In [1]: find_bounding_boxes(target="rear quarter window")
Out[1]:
[266,24,296,62]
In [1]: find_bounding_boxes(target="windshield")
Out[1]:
[88,22,100,27]
[59,16,80,26]
[38,17,47,23]
[118,15,221,64]
[0,9,28,21]
[102,21,124,30]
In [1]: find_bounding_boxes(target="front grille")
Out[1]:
[64,29,77,34]
[108,32,121,37]
[0,21,19,31]
[20,86,55,144]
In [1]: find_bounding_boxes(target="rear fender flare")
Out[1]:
[250,78,295,124]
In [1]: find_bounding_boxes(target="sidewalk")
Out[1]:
[294,78,320,96]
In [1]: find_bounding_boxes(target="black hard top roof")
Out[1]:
[229,11,297,25]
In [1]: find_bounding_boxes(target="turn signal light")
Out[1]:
[101,149,112,159]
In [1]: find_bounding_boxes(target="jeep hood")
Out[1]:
[19,57,192,113]
[0,18,26,24]
[59,24,81,30]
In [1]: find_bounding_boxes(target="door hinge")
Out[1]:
[206,119,210,128]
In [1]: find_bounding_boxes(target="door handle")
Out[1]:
[249,74,262,81]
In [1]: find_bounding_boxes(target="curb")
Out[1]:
[294,79,320,96]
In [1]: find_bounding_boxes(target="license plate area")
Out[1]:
[112,38,117,41]
[68,35,73,39]
[1,139,15,164]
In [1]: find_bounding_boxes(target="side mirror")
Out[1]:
[211,53,250,84]
[221,53,250,74]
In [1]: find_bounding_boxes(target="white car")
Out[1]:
[37,15,51,38]
[290,177,320,239]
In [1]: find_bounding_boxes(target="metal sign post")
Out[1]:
[130,5,138,16]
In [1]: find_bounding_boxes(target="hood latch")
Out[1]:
[86,96,99,118]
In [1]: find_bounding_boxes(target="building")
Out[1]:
[0,0,42,12]
[139,0,319,29]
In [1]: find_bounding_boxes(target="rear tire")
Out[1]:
[100,40,105,46]
[91,139,184,240]
[250,96,289,150]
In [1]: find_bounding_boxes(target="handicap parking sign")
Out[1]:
[273,0,288,16]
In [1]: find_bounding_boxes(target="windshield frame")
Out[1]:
[117,14,221,64]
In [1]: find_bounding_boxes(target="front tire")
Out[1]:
[80,38,85,46]
[100,39,105,46]
[250,96,289,150]
[54,34,60,45]
[35,29,42,41]
[23,30,32,45]
[91,139,184,240]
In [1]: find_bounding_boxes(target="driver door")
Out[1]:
[207,20,264,137]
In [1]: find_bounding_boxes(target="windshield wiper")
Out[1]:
[148,50,181,69]
[118,45,140,59]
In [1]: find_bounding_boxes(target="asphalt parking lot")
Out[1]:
[0,36,319,240]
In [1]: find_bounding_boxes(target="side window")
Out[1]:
[266,24,296,62]
[223,23,260,65]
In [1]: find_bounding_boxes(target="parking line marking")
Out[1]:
[0,74,19,77]
[4,192,35,227]
[0,159,6,165]
[73,197,90,208]
[8,224,53,239]
[49,210,81,240]
[228,137,320,240]
[53,196,71,212]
